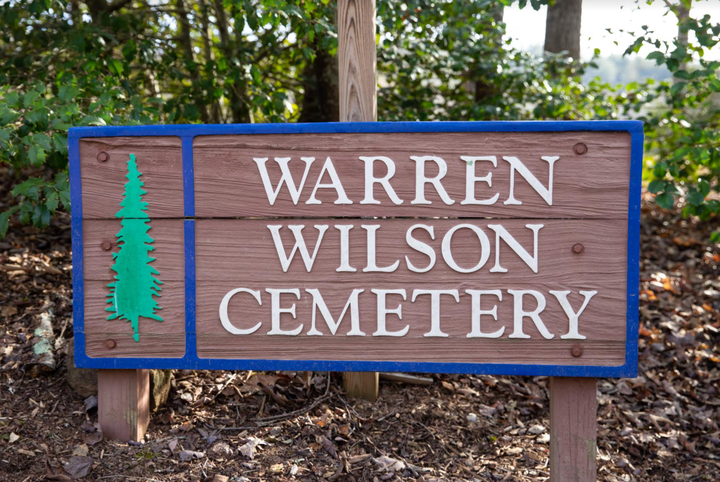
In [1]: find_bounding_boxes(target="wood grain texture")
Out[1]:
[79,137,183,219]
[98,369,150,442]
[338,0,377,122]
[83,219,185,281]
[339,0,378,400]
[194,219,627,365]
[84,280,185,357]
[82,219,186,358]
[550,377,597,481]
[192,132,631,219]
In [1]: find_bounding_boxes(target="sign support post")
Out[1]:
[550,377,597,481]
[98,369,150,442]
[338,0,380,402]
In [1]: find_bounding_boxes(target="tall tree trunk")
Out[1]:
[544,0,582,60]
[474,2,505,106]
[674,1,691,78]
[298,46,340,123]
[213,0,251,123]
[176,0,209,123]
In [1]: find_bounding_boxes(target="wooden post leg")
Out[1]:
[343,372,379,401]
[338,0,379,402]
[550,377,597,482]
[98,369,150,442]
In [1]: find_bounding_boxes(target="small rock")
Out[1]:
[64,456,93,479]
[208,442,234,460]
[66,339,98,398]
[467,413,478,423]
[528,424,546,435]
[72,444,89,457]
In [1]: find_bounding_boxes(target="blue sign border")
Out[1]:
[69,121,642,377]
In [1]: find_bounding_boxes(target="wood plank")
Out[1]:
[194,219,627,284]
[550,377,597,481]
[79,137,183,219]
[192,131,631,219]
[339,0,378,401]
[84,280,185,357]
[338,0,377,122]
[193,218,627,366]
[98,369,150,442]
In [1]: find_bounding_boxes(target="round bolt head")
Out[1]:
[573,143,588,155]
[571,345,583,358]
[104,339,117,349]
[97,151,109,162]
[101,241,112,251]
[572,243,585,254]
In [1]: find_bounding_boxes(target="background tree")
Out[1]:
[543,0,583,60]
[106,154,163,343]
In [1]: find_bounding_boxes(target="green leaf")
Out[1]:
[646,51,665,64]
[4,91,19,108]
[45,191,59,211]
[28,144,46,164]
[670,82,686,96]
[686,189,705,206]
[647,179,665,194]
[11,178,45,197]
[655,192,674,210]
[58,85,79,102]
[32,133,52,150]
[0,206,20,238]
[107,58,124,76]
[59,189,71,211]
[23,90,40,107]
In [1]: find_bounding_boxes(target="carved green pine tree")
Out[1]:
[106,154,163,342]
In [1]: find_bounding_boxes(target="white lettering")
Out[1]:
[363,225,400,272]
[306,157,352,205]
[466,289,504,338]
[412,289,459,337]
[441,224,491,273]
[306,288,365,336]
[254,157,314,205]
[372,289,408,336]
[266,288,302,335]
[551,290,597,340]
[405,224,436,273]
[488,224,543,273]
[504,156,559,206]
[507,289,554,339]
[268,224,328,272]
[460,156,500,205]
[410,156,455,205]
[219,288,263,335]
[359,156,404,205]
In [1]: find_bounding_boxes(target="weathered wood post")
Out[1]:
[98,369,150,442]
[550,377,598,481]
[338,0,380,402]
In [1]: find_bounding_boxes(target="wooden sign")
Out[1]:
[70,121,641,377]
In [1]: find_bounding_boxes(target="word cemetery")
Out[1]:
[70,122,641,378]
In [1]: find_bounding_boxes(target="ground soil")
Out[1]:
[1,179,719,481]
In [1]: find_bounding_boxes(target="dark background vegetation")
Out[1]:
[0,0,719,237]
